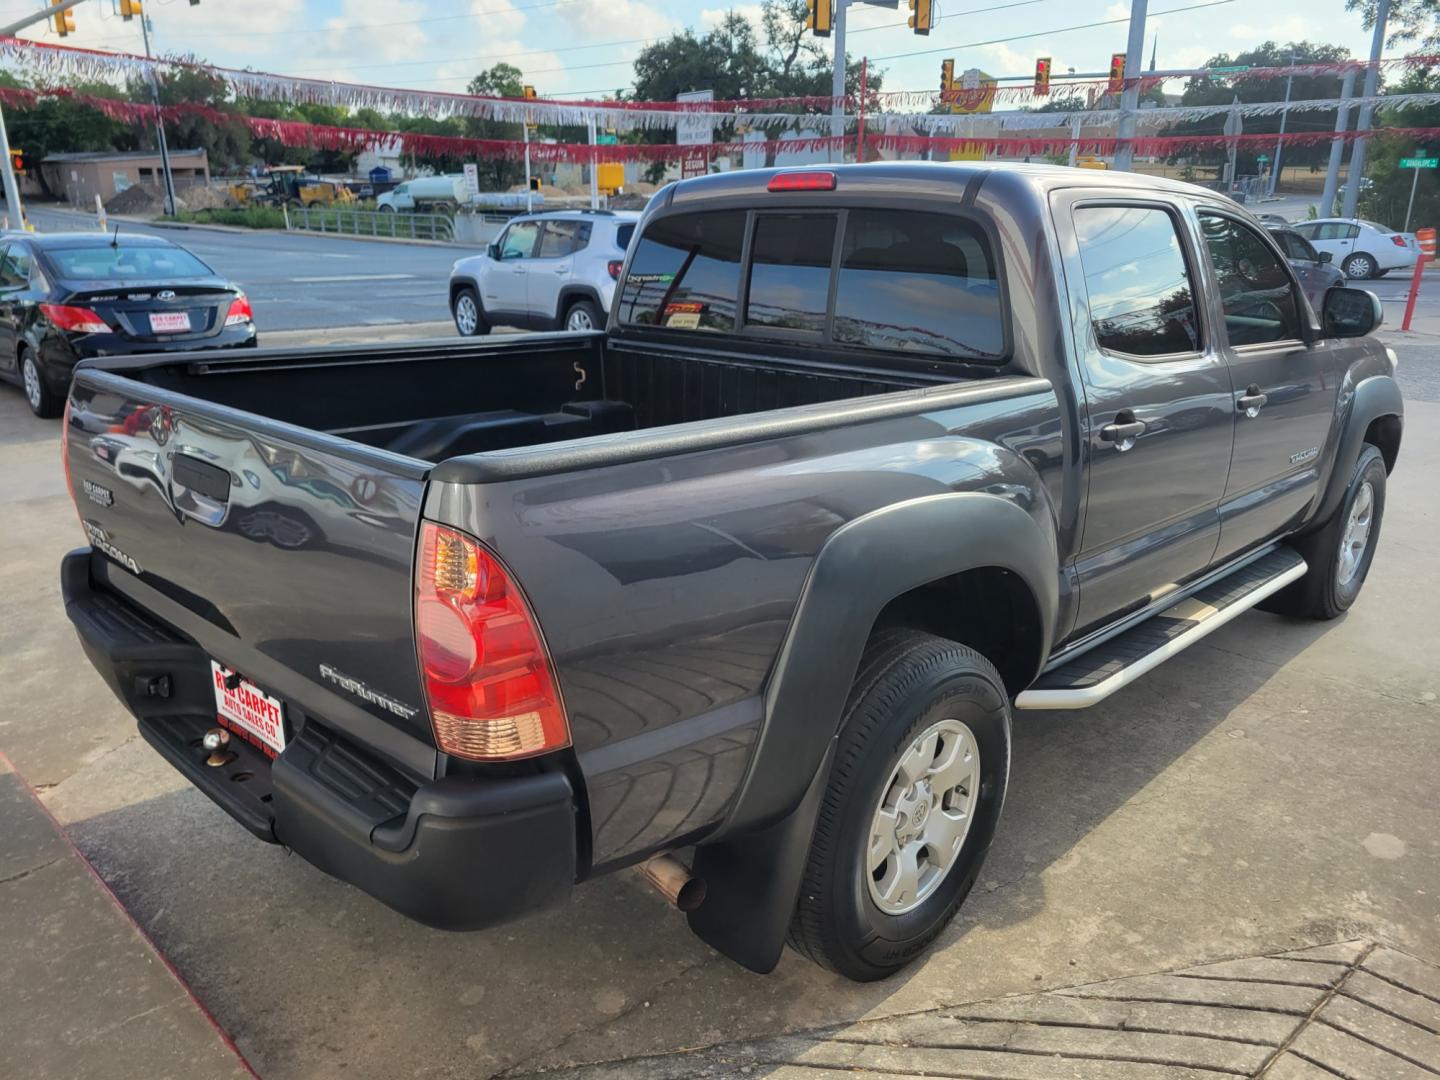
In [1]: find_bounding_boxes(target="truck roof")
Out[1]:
[663,159,1215,208]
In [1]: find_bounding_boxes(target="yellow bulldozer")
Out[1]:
[230,166,358,209]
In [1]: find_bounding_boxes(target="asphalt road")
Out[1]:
[19,203,466,333]
[0,325,1434,1078]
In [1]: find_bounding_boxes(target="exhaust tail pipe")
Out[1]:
[637,854,706,912]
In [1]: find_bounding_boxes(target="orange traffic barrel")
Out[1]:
[1418,226,1436,256]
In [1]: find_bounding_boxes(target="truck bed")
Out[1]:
[105,332,952,464]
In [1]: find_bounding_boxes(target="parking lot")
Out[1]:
[0,313,1435,1078]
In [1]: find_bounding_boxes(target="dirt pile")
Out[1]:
[179,184,235,210]
[103,185,161,215]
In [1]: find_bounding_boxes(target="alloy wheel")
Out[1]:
[22,355,41,411]
[867,718,981,916]
[454,294,478,335]
[566,306,594,331]
[1337,480,1375,587]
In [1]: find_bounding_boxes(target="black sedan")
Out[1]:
[0,232,257,417]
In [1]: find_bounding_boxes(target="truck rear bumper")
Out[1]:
[61,548,577,931]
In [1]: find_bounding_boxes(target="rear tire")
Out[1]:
[788,630,1011,982]
[20,348,60,419]
[563,298,602,332]
[451,287,489,337]
[1268,445,1387,620]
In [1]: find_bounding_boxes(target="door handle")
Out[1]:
[1237,385,1268,418]
[512,267,527,275]
[1099,414,1146,451]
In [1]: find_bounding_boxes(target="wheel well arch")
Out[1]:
[448,278,478,307]
[1364,413,1401,473]
[870,566,1044,696]
[555,285,603,323]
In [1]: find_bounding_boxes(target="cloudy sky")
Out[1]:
[0,0,1390,99]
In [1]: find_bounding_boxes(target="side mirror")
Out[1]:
[1322,286,1383,338]
[487,242,500,261]
[1318,250,1333,264]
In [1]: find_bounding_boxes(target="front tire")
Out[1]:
[788,630,1011,981]
[451,287,489,337]
[1270,445,1387,619]
[20,348,60,419]
[1343,252,1377,280]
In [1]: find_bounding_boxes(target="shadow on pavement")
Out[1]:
[58,609,1337,1080]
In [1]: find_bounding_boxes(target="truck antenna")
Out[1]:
[110,222,121,248]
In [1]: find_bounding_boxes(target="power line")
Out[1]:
[287,35,657,76]
[174,0,591,40]
[868,0,1239,63]
[848,0,1063,36]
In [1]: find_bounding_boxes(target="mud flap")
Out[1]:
[686,742,834,974]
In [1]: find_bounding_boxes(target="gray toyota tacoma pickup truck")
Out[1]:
[60,163,1402,981]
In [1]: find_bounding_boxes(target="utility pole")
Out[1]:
[1267,52,1296,198]
[0,0,89,228]
[830,0,850,163]
[1343,0,1391,219]
[138,12,178,217]
[587,116,598,209]
[1112,0,1148,171]
[1321,69,1357,217]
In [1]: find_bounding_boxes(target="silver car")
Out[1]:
[1268,225,1345,313]
[448,209,640,335]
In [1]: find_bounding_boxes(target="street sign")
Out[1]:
[462,163,479,198]
[1400,157,1439,169]
[1208,65,1251,75]
[1257,154,1270,164]
[677,89,714,179]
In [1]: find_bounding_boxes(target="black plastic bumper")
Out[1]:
[61,548,577,931]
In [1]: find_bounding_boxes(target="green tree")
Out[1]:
[465,63,527,190]
[1159,40,1353,177]
[0,75,133,196]
[1348,0,1440,49]
[1357,65,1440,228]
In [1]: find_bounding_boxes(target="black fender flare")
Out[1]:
[448,276,480,307]
[688,491,1058,972]
[1312,373,1403,527]
[554,284,605,326]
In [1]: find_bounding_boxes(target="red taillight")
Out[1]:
[767,171,836,192]
[607,259,623,280]
[225,294,254,326]
[414,522,569,761]
[1392,234,1410,248]
[40,303,108,334]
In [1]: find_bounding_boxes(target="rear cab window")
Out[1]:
[617,206,1006,362]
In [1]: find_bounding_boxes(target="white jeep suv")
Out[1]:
[448,209,639,335]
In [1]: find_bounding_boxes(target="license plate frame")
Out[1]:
[149,311,191,334]
[210,661,287,756]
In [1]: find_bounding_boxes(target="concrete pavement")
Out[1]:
[0,753,257,1080]
[0,330,1435,1079]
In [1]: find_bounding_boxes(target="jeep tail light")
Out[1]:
[1391,234,1410,248]
[40,303,108,334]
[414,522,570,761]
[225,294,254,326]
[607,259,623,280]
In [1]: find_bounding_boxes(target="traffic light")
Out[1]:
[908,0,933,34]
[51,0,75,35]
[941,59,954,91]
[119,0,143,20]
[806,0,831,37]
[523,84,538,129]
[1034,57,1051,96]
[1108,53,1126,93]
[10,150,29,174]
[528,176,540,192]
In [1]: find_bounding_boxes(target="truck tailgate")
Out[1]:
[64,366,436,776]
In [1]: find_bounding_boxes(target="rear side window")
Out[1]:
[616,223,635,249]
[617,210,744,331]
[1073,205,1200,357]
[538,220,590,257]
[746,214,836,334]
[833,209,1003,359]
